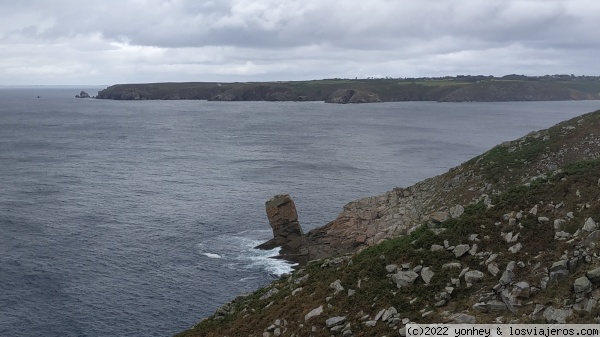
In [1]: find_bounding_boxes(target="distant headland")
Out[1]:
[95,75,600,103]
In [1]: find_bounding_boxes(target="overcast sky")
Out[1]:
[1,0,599,85]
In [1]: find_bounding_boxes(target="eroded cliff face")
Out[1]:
[324,89,381,104]
[260,109,600,263]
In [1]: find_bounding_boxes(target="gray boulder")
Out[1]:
[385,264,398,273]
[453,244,470,258]
[512,281,531,298]
[583,217,597,232]
[450,205,464,218]
[326,316,346,328]
[464,270,485,283]
[381,307,398,322]
[499,270,515,286]
[421,267,434,284]
[488,263,500,276]
[549,260,570,283]
[473,300,507,312]
[583,230,600,248]
[574,276,593,296]
[392,271,419,288]
[543,307,573,324]
[450,313,476,324]
[430,244,444,252]
[586,267,600,284]
[330,279,344,295]
[508,242,522,253]
[305,305,323,321]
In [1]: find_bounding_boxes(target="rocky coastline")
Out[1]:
[176,108,600,336]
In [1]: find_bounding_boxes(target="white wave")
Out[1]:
[197,230,296,276]
[202,253,222,259]
[243,244,297,276]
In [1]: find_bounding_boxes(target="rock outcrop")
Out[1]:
[255,194,309,263]
[75,91,91,98]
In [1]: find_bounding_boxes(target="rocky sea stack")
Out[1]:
[75,91,91,98]
[176,109,600,337]
[255,194,309,264]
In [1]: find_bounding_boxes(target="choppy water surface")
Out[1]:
[1,88,598,336]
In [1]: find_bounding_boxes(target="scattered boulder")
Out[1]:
[453,244,470,258]
[259,288,279,301]
[549,260,570,283]
[583,230,600,248]
[508,243,522,253]
[430,211,450,223]
[511,281,531,298]
[430,244,444,252]
[499,270,515,286]
[421,267,434,284]
[450,313,476,324]
[586,267,600,284]
[464,270,485,283]
[473,300,507,313]
[385,264,398,273]
[381,307,398,322]
[449,205,464,218]
[330,279,344,295]
[326,316,346,328]
[391,271,419,288]
[488,263,500,276]
[305,306,323,321]
[583,217,597,232]
[574,276,593,296]
[543,307,573,324]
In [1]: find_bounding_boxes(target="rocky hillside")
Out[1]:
[175,109,600,337]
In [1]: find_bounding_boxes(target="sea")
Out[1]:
[1,87,598,337]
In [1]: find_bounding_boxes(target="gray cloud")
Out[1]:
[1,0,599,84]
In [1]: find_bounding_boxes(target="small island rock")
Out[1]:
[76,91,91,98]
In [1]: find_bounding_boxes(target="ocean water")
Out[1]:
[1,87,598,337]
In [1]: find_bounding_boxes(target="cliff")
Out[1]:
[324,89,381,104]
[96,76,600,103]
[176,109,600,336]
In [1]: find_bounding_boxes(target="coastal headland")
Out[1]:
[95,75,600,103]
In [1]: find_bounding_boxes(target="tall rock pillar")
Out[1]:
[255,194,309,264]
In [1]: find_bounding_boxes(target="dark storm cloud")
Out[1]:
[1,0,599,84]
